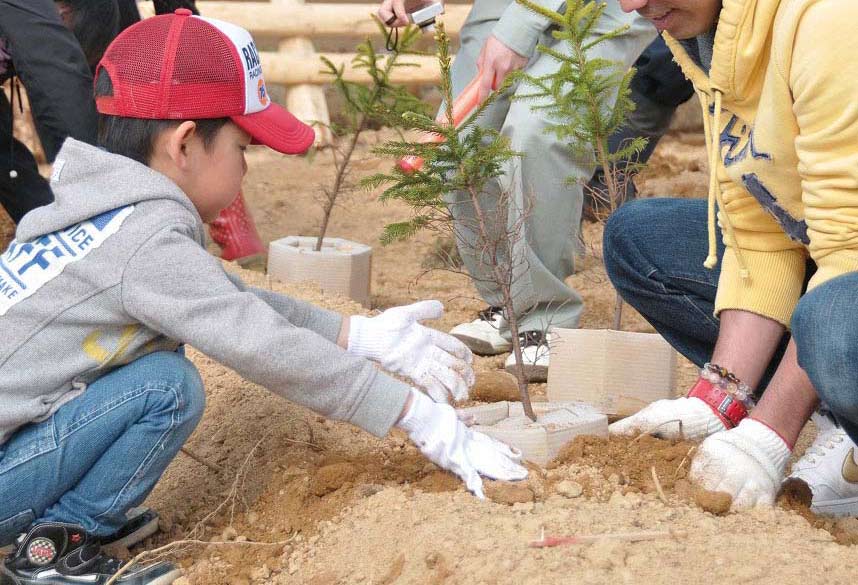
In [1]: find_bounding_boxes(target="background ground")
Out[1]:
[2,125,856,585]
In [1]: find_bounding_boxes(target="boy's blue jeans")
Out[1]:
[604,198,858,444]
[0,351,205,545]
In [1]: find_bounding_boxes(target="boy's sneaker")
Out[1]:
[1,522,180,585]
[0,507,159,557]
[504,330,550,382]
[784,412,858,517]
[449,307,512,356]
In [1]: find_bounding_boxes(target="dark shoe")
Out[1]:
[0,522,180,585]
[1,508,159,557]
[98,507,160,550]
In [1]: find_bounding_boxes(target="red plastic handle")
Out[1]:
[397,69,488,174]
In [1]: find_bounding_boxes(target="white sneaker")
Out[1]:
[785,412,858,517]
[449,307,512,356]
[504,331,550,383]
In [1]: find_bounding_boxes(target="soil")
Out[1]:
[3,123,858,584]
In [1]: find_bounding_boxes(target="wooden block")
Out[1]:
[547,328,677,417]
[268,236,372,307]
[459,401,607,466]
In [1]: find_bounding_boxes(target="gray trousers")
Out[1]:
[446,0,655,335]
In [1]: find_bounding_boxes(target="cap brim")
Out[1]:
[231,103,315,155]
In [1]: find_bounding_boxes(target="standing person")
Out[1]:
[605,0,858,515]
[379,0,655,381]
[0,0,97,224]
[0,12,527,584]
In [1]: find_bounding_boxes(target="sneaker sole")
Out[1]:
[0,566,183,585]
[505,361,548,383]
[106,513,160,550]
[450,333,511,356]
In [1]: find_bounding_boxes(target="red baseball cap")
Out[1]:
[95,8,315,154]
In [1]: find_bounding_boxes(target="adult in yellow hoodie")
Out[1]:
[604,0,858,516]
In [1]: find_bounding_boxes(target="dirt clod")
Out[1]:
[693,487,732,515]
[310,462,359,496]
[471,371,521,403]
[556,480,583,498]
[485,482,535,505]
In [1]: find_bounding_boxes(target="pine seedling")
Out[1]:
[363,23,539,421]
[314,19,429,252]
[515,0,648,328]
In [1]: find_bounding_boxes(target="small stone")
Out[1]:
[356,483,384,498]
[251,565,271,581]
[235,535,248,542]
[220,527,237,541]
[556,480,583,498]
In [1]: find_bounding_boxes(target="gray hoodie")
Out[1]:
[0,139,410,446]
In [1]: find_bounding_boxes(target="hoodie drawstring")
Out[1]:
[699,88,750,280]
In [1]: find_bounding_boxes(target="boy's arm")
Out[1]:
[121,227,409,437]
[222,272,342,344]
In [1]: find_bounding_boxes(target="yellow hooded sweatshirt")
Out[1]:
[663,0,858,328]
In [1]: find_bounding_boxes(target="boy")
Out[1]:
[0,10,527,584]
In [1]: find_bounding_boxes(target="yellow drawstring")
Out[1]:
[700,89,750,280]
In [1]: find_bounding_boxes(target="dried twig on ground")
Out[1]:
[530,528,685,548]
[651,466,668,504]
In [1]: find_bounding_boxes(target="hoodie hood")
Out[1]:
[665,0,779,110]
[17,138,205,244]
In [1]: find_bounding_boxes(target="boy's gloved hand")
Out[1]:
[608,397,727,441]
[348,300,474,403]
[690,418,791,510]
[397,389,528,499]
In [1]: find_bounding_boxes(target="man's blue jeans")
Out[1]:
[0,351,205,545]
[604,198,858,443]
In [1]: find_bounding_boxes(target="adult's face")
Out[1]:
[619,0,722,40]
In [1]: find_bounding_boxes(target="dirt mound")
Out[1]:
[550,434,697,499]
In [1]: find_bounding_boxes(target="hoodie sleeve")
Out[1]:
[786,0,858,292]
[223,272,343,344]
[121,226,409,437]
[492,0,565,59]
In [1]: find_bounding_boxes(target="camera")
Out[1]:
[408,2,444,32]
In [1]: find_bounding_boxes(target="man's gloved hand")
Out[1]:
[398,389,528,498]
[348,300,474,403]
[690,418,791,510]
[608,397,727,441]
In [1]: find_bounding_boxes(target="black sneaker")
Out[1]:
[0,522,180,585]
[1,508,159,557]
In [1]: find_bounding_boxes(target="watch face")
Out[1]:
[26,537,58,566]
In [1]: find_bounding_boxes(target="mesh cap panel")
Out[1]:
[166,17,244,118]
[100,16,172,117]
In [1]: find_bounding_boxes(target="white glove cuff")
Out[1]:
[396,388,435,437]
[347,315,381,359]
[685,396,731,438]
[732,418,792,478]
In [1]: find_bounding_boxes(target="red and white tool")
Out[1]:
[397,69,488,174]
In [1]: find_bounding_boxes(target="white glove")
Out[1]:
[348,300,474,403]
[690,418,791,510]
[397,389,528,498]
[608,397,727,441]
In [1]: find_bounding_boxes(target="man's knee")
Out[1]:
[603,199,655,282]
[135,351,206,429]
[793,274,858,417]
